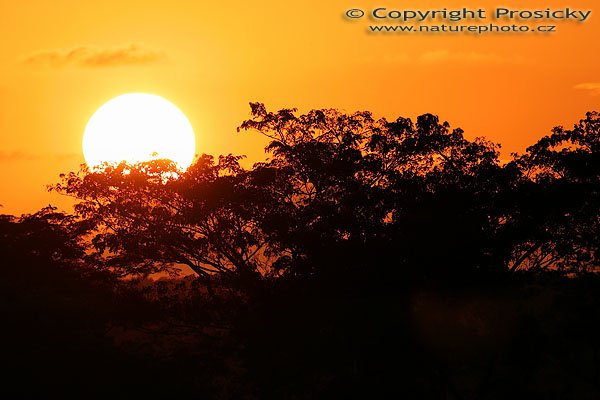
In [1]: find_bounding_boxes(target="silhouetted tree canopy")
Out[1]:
[506,112,600,273]
[49,106,600,283]
[4,106,600,398]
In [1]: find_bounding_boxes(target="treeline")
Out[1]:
[1,106,599,398]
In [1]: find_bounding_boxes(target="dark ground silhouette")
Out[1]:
[1,106,600,398]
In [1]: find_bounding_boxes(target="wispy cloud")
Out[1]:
[365,50,525,65]
[0,151,40,162]
[23,44,166,68]
[0,151,79,163]
[574,83,600,96]
[419,50,523,64]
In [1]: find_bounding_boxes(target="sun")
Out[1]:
[83,93,196,170]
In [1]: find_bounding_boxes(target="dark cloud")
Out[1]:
[23,44,166,68]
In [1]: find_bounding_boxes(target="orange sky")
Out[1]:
[0,0,598,215]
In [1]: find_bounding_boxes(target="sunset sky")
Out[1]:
[0,0,598,215]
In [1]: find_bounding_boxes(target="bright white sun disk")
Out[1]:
[83,93,196,170]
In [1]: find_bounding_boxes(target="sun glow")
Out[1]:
[82,93,196,170]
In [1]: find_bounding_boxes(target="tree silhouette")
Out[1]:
[7,106,600,398]
[51,156,273,287]
[506,111,600,273]
[237,103,515,280]
[51,105,600,282]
